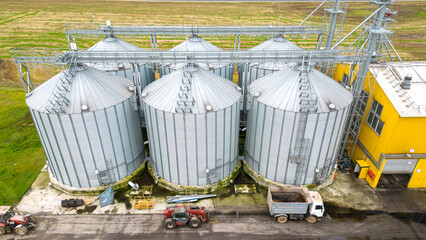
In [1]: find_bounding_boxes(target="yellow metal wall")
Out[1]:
[387,118,426,154]
[333,63,348,83]
[357,85,399,162]
[335,63,400,162]
[408,159,426,188]
[332,63,426,188]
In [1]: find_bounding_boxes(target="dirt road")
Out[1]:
[16,212,425,240]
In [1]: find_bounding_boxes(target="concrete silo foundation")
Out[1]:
[146,160,242,194]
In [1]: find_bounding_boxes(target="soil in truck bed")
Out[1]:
[271,192,305,203]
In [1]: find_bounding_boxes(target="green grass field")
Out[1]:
[0,0,424,87]
[0,0,424,205]
[0,90,46,205]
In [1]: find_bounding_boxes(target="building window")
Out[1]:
[355,90,369,116]
[366,99,384,135]
[342,73,350,87]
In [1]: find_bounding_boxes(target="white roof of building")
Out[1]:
[250,64,353,113]
[370,62,426,117]
[142,63,241,114]
[27,64,134,114]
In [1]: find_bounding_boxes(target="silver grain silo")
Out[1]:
[159,35,235,80]
[26,63,145,188]
[243,35,302,86]
[245,64,353,185]
[143,62,242,186]
[87,34,155,91]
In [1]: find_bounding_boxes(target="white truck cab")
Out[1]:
[308,191,325,218]
[268,187,325,224]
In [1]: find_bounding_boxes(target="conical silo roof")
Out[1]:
[249,65,353,113]
[170,35,223,52]
[251,35,301,51]
[88,34,144,52]
[166,35,226,70]
[87,34,145,71]
[27,63,134,114]
[250,35,301,71]
[142,63,241,114]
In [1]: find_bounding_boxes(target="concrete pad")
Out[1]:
[31,171,49,189]
[318,172,385,211]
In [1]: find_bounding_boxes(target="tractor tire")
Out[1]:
[28,216,36,224]
[14,226,28,236]
[276,215,288,224]
[205,212,210,223]
[189,217,201,228]
[0,227,6,235]
[165,218,176,230]
[306,215,317,224]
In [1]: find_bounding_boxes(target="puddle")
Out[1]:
[324,202,426,224]
[134,169,174,199]
[76,205,98,214]
[115,188,132,210]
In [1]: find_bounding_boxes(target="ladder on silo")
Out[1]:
[291,62,317,186]
[175,67,195,113]
[315,158,332,183]
[45,65,75,113]
[106,159,116,183]
[207,158,222,184]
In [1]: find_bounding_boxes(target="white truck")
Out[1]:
[267,186,325,223]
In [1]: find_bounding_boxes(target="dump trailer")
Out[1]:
[267,186,324,224]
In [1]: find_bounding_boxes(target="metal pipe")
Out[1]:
[331,5,386,50]
[322,0,342,73]
[384,34,403,62]
[299,0,328,26]
[345,29,368,50]
[338,1,391,162]
[383,41,393,61]
[66,25,323,36]
[325,0,341,50]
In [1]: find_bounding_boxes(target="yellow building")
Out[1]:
[334,62,426,188]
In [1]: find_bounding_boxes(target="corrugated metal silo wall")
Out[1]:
[245,99,350,185]
[29,96,145,188]
[159,65,235,81]
[247,66,278,86]
[109,64,155,90]
[144,101,241,186]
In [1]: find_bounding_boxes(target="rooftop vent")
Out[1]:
[401,73,412,89]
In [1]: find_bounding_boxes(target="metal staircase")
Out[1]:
[45,65,75,113]
[292,63,317,186]
[175,64,195,114]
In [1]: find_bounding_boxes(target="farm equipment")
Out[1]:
[134,196,155,210]
[267,186,325,224]
[61,198,84,208]
[163,205,209,229]
[0,206,36,236]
